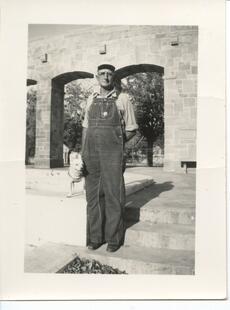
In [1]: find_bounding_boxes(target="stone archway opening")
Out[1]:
[114,64,164,167]
[26,79,37,165]
[63,77,96,165]
[50,71,94,168]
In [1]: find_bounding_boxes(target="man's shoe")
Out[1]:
[106,244,121,252]
[87,242,103,250]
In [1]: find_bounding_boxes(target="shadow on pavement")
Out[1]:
[124,181,174,230]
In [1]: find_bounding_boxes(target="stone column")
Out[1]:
[163,59,197,172]
[34,79,64,168]
[34,79,52,168]
[50,81,64,168]
[163,74,181,172]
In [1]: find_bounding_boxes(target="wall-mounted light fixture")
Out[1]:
[40,53,48,63]
[99,44,106,54]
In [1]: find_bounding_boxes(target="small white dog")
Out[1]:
[67,151,85,197]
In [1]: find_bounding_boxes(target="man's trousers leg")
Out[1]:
[100,154,126,246]
[85,158,105,245]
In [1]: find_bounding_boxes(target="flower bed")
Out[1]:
[57,256,127,274]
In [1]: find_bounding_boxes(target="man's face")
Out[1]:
[96,69,114,90]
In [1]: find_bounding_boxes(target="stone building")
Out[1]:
[27,25,198,172]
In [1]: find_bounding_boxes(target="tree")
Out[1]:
[63,80,93,150]
[122,72,164,166]
[25,88,36,164]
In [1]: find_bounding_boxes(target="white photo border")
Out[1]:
[0,0,226,300]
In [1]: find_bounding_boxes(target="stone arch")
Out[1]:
[52,71,94,86]
[114,64,164,80]
[50,71,94,168]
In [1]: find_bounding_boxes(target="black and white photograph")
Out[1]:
[0,0,226,301]
[24,24,198,275]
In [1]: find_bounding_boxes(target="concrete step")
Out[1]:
[124,221,195,251]
[124,181,195,225]
[25,242,195,275]
[125,204,195,225]
[125,193,195,225]
[140,204,195,225]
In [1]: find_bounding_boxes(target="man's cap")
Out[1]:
[97,64,115,72]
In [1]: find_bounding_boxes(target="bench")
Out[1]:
[181,161,196,173]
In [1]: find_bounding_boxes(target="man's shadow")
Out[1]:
[124,180,174,232]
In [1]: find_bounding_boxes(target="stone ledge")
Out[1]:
[25,242,195,275]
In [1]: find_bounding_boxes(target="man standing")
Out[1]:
[82,64,138,252]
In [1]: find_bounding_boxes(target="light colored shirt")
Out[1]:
[82,87,138,131]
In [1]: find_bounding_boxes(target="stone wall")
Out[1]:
[27,25,198,171]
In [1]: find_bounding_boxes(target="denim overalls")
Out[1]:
[82,95,125,246]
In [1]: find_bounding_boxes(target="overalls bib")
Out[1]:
[83,96,125,246]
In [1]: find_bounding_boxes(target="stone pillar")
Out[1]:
[163,75,181,171]
[34,79,64,168]
[34,79,52,168]
[163,41,198,172]
[50,81,64,168]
